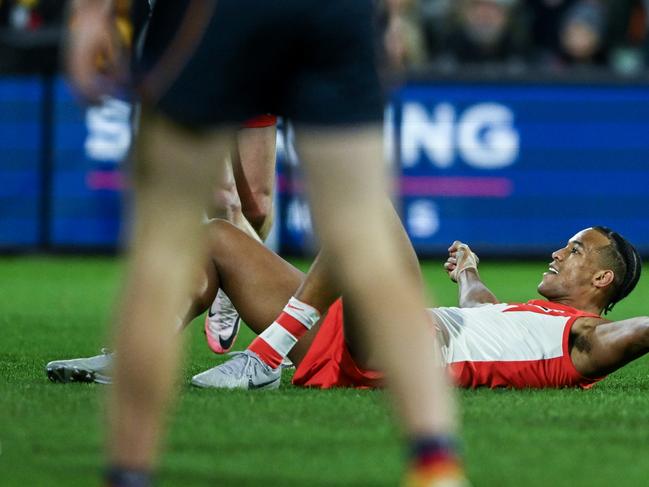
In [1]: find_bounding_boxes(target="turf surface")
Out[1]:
[1,256,649,486]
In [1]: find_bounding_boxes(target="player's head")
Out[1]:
[537,227,642,314]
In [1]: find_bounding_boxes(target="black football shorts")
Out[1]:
[136,0,383,127]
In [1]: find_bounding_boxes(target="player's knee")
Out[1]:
[242,192,273,234]
[637,318,649,346]
[188,273,210,313]
[213,179,243,218]
[206,218,239,245]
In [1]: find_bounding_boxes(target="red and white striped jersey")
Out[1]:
[429,300,605,389]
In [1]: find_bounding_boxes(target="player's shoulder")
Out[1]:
[571,315,610,335]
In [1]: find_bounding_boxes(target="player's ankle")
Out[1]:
[105,466,153,487]
[248,297,321,368]
[283,297,321,327]
[248,337,284,368]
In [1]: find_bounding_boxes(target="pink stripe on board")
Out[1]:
[400,177,513,198]
[278,174,513,198]
[86,170,127,191]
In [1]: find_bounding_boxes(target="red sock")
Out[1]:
[248,297,321,368]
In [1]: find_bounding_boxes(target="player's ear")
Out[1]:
[593,269,615,289]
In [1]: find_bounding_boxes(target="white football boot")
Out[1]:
[204,289,241,354]
[191,350,281,390]
[46,349,113,384]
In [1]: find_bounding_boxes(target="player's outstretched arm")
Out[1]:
[444,241,498,308]
[571,316,649,377]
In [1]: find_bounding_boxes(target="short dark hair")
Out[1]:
[592,226,642,314]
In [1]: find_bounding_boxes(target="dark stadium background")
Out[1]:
[2,0,649,258]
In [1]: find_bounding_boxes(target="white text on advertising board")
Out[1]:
[401,102,519,170]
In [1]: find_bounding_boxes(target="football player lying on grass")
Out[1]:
[47,221,645,390]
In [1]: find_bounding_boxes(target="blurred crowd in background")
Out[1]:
[0,0,62,72]
[0,0,61,32]
[384,0,649,75]
[2,0,649,76]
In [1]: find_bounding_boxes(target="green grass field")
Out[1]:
[2,256,649,486]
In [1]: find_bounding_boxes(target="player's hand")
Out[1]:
[444,241,479,283]
[65,0,127,103]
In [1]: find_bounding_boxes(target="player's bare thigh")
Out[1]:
[135,109,233,195]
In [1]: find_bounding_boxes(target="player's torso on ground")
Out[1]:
[429,300,603,389]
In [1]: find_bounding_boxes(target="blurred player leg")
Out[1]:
[296,126,466,487]
[338,201,426,370]
[277,1,465,478]
[107,109,233,476]
[211,124,466,482]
